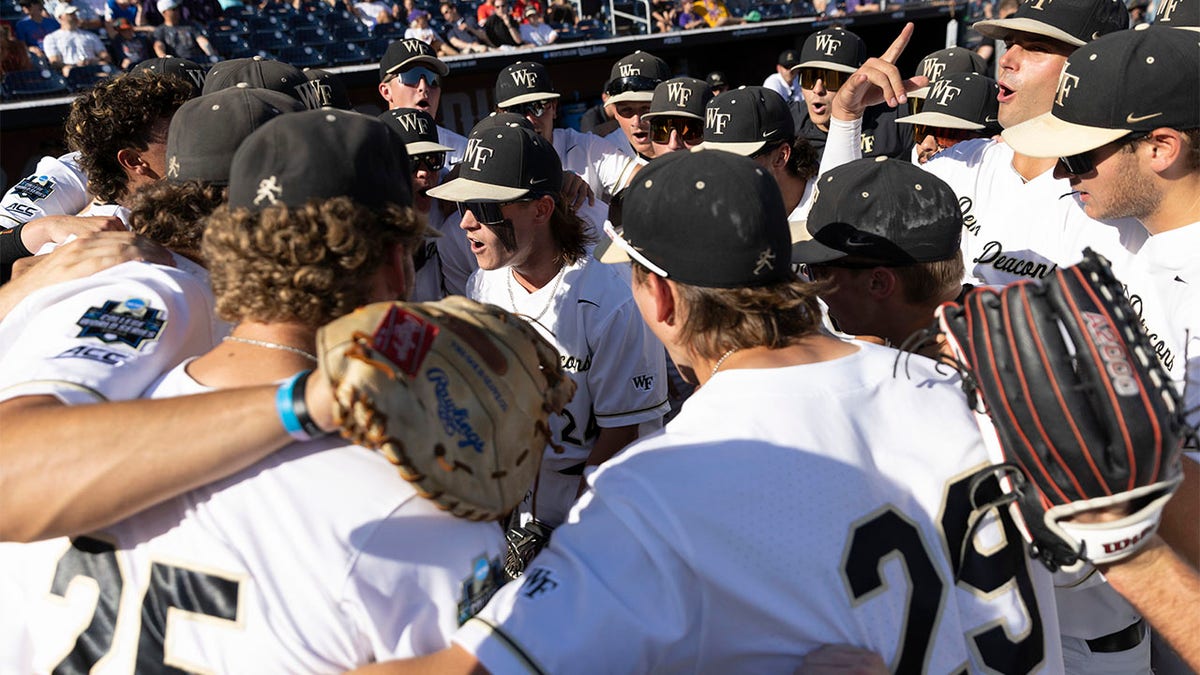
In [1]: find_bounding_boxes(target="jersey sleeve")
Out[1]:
[585,295,668,427]
[579,131,637,198]
[0,265,216,405]
[453,467,698,673]
[0,153,90,227]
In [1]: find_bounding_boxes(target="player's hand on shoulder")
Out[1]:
[560,170,595,209]
[20,214,126,252]
[832,22,927,121]
[797,644,888,675]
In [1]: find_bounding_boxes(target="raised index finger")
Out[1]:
[880,22,915,64]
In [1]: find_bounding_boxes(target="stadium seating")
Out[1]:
[2,69,70,99]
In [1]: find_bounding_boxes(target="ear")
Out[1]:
[772,142,791,172]
[116,147,145,175]
[378,79,395,107]
[374,241,415,302]
[867,267,898,300]
[532,193,555,222]
[1145,128,1187,176]
[640,272,677,325]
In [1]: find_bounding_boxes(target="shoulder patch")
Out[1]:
[11,175,55,202]
[75,299,165,349]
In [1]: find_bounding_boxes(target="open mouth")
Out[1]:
[997,82,1016,104]
[414,98,431,110]
[467,235,485,253]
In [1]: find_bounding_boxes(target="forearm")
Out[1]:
[0,388,293,542]
[1102,537,1200,670]
[585,424,638,467]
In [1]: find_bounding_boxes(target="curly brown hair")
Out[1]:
[202,198,426,327]
[631,262,825,361]
[127,180,226,261]
[64,74,192,205]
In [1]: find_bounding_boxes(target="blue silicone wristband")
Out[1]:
[276,370,314,441]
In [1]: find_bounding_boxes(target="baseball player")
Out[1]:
[644,75,711,155]
[793,157,967,357]
[894,71,1000,164]
[701,86,820,222]
[0,109,508,673]
[378,38,468,165]
[824,18,1168,673]
[600,50,671,161]
[427,124,668,528]
[790,26,914,160]
[380,106,462,300]
[0,85,300,543]
[346,150,1063,675]
[1002,32,1200,668]
[0,152,90,228]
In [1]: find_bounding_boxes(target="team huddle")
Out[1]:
[0,0,1197,672]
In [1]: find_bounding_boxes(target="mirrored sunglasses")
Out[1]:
[506,100,548,118]
[394,66,441,89]
[411,152,446,172]
[797,67,849,91]
[605,75,661,97]
[649,117,703,144]
[912,125,976,147]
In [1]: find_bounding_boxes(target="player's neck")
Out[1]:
[188,321,318,388]
[697,336,859,386]
[511,250,566,292]
[1011,151,1057,183]
[1142,175,1200,236]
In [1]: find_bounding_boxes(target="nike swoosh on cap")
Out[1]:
[762,129,778,138]
[530,177,548,184]
[1126,112,1163,124]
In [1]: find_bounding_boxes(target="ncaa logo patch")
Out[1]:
[12,175,55,202]
[75,299,165,349]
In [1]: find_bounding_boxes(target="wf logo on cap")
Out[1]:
[1027,0,1054,10]
[296,80,332,110]
[510,68,539,89]
[395,112,430,134]
[921,58,947,81]
[619,63,641,77]
[706,107,731,134]
[814,33,842,56]
[465,138,494,171]
[666,81,692,106]
[929,79,962,106]
[1055,67,1081,106]
[400,39,427,54]
[1158,0,1182,20]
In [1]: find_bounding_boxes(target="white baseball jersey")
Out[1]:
[439,125,469,167]
[763,71,804,104]
[0,257,219,406]
[0,152,89,227]
[551,127,638,202]
[454,343,1062,673]
[923,139,1147,287]
[467,256,669,526]
[0,363,508,674]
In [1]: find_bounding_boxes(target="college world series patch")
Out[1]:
[75,298,165,349]
[11,175,55,202]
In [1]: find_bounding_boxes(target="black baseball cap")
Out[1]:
[910,47,988,99]
[495,61,560,108]
[706,70,728,89]
[606,51,670,105]
[202,56,310,107]
[795,27,866,74]
[778,48,801,68]
[699,86,794,156]
[896,73,1000,131]
[380,107,454,155]
[166,87,303,186]
[973,0,1128,47]
[644,76,711,121]
[380,38,450,81]
[228,109,413,212]
[470,111,537,133]
[300,68,352,109]
[793,157,962,265]
[1004,26,1200,157]
[426,125,562,202]
[130,57,206,97]
[1155,0,1199,29]
[596,151,791,288]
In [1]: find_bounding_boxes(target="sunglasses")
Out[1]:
[649,117,703,144]
[798,259,906,280]
[1058,133,1148,176]
[912,124,976,148]
[455,198,534,225]
[505,100,548,118]
[605,75,661,97]
[797,67,849,91]
[411,151,446,172]
[390,66,441,88]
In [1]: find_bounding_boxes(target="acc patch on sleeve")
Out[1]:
[75,298,166,349]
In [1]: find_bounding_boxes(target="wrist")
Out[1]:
[275,370,330,441]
